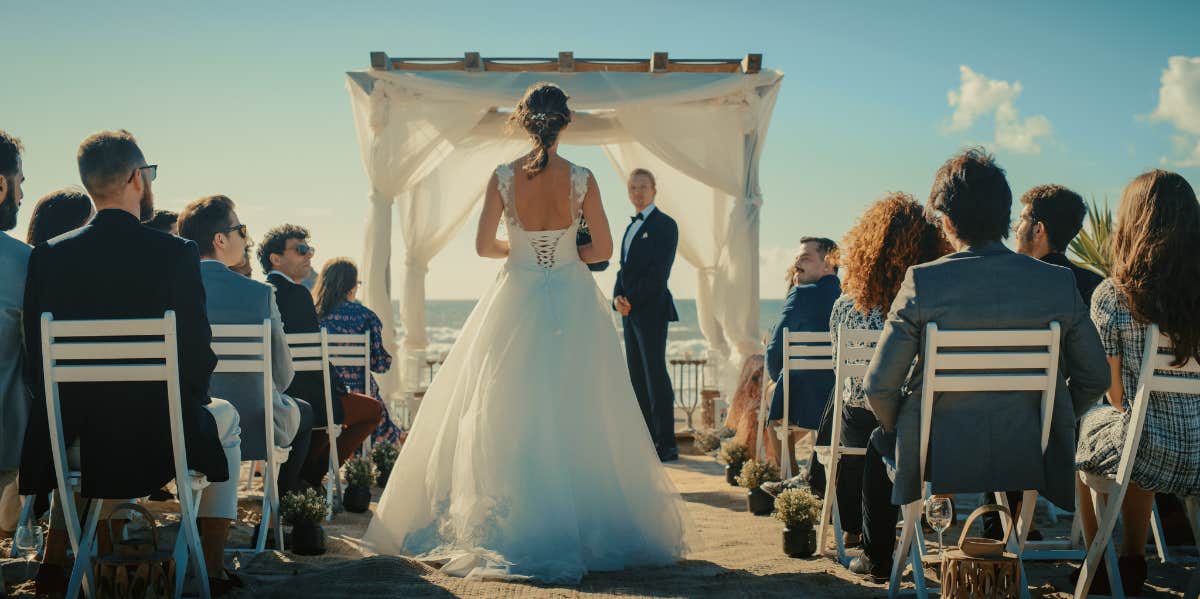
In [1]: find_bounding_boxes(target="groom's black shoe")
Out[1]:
[658,447,679,462]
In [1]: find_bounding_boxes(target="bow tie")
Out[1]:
[630,213,644,223]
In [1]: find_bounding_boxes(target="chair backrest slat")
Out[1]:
[52,364,169,383]
[918,322,1062,486]
[288,346,323,359]
[785,331,832,344]
[51,341,168,361]
[787,357,834,370]
[1151,352,1200,376]
[210,341,266,356]
[212,361,267,373]
[48,318,167,337]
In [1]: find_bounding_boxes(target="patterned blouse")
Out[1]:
[320,300,392,403]
[828,295,885,410]
[1077,279,1200,494]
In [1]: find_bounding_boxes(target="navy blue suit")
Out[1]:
[613,207,679,455]
[766,274,841,429]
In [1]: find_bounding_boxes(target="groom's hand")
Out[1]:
[615,296,632,316]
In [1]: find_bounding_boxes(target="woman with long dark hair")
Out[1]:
[25,188,94,246]
[1075,170,1200,595]
[315,257,403,446]
[363,82,690,583]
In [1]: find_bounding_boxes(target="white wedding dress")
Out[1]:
[364,161,692,584]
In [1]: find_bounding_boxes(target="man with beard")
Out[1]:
[20,130,243,594]
[0,131,30,540]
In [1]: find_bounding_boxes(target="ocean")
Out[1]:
[395,299,786,360]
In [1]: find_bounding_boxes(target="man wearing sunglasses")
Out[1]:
[19,130,243,594]
[258,224,382,491]
[178,197,315,512]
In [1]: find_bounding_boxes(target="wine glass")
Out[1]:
[924,496,953,559]
[13,521,44,579]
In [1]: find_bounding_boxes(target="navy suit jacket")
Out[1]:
[1041,252,1103,306]
[267,272,347,426]
[613,208,679,325]
[766,274,841,429]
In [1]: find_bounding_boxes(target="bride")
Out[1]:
[364,82,692,583]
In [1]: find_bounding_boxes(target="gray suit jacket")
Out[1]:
[200,260,299,460]
[863,242,1109,508]
[0,233,31,472]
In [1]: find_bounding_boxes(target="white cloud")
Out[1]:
[1148,56,1200,167]
[945,65,1052,154]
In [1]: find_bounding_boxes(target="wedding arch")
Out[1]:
[345,51,783,397]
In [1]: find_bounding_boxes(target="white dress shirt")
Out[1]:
[622,203,657,261]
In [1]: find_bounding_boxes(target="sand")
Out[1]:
[2,453,1193,598]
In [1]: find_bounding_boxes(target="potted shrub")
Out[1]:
[281,488,329,555]
[717,441,749,487]
[737,459,780,516]
[774,488,821,557]
[342,456,375,513]
[372,441,399,487]
[692,428,721,455]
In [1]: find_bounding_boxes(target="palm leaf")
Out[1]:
[1068,198,1113,278]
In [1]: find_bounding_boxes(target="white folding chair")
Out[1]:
[40,311,210,599]
[210,321,287,553]
[777,329,834,480]
[324,331,372,457]
[889,322,1062,599]
[816,326,880,566]
[1075,324,1200,599]
[286,329,341,519]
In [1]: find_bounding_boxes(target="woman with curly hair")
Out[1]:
[832,192,950,580]
[724,354,766,452]
[1073,170,1200,595]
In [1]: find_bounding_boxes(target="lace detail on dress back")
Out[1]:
[495,162,589,269]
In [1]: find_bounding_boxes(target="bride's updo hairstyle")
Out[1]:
[510,82,572,178]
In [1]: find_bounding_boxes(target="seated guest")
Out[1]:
[984,184,1103,541]
[765,238,840,476]
[1014,184,1103,303]
[819,193,951,571]
[0,131,29,537]
[1075,170,1200,595]
[19,130,242,594]
[25,188,95,246]
[861,148,1109,582]
[178,196,315,495]
[314,258,403,446]
[143,208,178,234]
[256,225,382,488]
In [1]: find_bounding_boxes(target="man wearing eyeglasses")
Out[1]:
[178,197,315,510]
[19,130,243,594]
[258,225,382,492]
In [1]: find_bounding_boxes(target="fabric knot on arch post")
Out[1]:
[344,59,784,393]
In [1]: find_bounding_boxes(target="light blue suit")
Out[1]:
[0,233,31,474]
[200,260,300,461]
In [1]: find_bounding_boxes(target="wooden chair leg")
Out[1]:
[1077,488,1126,599]
[65,498,103,599]
[889,501,921,599]
[179,487,210,599]
[1150,501,1171,563]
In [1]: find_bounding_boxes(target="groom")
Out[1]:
[613,168,680,462]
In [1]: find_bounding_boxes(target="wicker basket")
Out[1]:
[93,503,175,599]
[939,504,1020,599]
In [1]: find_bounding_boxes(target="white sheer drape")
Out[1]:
[346,69,783,394]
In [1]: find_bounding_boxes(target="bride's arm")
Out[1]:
[577,173,613,264]
[475,173,510,259]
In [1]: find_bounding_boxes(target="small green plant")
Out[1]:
[1068,198,1113,277]
[371,441,399,474]
[280,488,328,525]
[717,441,749,467]
[692,429,722,454]
[773,488,822,528]
[737,459,781,489]
[344,456,376,488]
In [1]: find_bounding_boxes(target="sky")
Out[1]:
[3,1,1199,299]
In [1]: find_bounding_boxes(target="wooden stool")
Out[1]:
[939,505,1020,599]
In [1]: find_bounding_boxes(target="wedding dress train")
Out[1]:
[363,161,692,583]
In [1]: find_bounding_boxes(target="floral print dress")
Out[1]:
[320,300,404,445]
